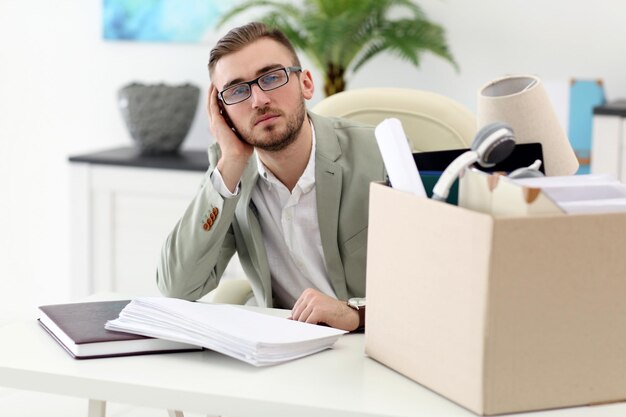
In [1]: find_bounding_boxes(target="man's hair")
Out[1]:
[208,22,301,78]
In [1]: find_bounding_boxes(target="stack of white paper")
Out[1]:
[509,174,626,214]
[105,297,347,366]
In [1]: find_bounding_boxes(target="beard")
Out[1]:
[237,98,306,153]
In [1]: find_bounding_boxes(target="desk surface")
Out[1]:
[2,311,626,417]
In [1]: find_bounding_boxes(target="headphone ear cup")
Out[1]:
[471,122,514,151]
[472,122,516,167]
[508,167,544,179]
[508,159,545,179]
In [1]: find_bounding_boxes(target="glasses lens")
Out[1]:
[259,69,289,91]
[223,84,251,104]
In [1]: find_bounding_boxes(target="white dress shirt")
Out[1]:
[211,126,336,308]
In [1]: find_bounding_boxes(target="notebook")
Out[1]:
[38,300,201,359]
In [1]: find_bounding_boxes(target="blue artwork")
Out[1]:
[568,79,605,174]
[103,0,228,42]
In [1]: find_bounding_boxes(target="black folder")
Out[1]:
[413,143,544,174]
[413,143,544,203]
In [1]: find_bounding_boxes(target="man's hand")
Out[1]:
[290,288,360,331]
[207,85,253,193]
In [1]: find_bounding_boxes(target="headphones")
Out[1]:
[508,159,544,179]
[432,122,516,201]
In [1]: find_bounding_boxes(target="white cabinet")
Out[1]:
[69,148,243,299]
[591,101,626,180]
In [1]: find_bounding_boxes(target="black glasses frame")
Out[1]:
[218,66,302,105]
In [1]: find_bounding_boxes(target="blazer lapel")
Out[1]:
[310,113,348,300]
[235,156,272,306]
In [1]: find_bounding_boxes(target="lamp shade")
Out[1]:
[477,75,579,176]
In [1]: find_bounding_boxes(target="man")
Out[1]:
[157,22,385,331]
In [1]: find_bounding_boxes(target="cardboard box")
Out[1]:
[364,182,626,415]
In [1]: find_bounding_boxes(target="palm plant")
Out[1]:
[218,0,457,96]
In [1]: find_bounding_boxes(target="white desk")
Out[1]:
[2,317,626,417]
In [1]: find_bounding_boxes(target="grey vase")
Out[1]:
[118,82,200,155]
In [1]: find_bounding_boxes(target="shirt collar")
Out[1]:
[256,121,316,193]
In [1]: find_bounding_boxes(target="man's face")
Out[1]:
[212,38,314,152]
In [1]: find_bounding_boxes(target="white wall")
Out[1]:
[1,0,625,318]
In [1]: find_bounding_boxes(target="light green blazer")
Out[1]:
[157,112,386,308]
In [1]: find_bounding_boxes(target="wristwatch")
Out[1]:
[347,297,366,330]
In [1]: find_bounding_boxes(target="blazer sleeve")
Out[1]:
[156,144,239,300]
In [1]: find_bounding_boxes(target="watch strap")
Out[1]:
[347,301,366,331]
[356,306,365,329]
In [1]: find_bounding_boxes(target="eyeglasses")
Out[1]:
[218,66,302,105]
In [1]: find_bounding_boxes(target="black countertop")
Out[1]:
[68,147,209,172]
[594,100,626,117]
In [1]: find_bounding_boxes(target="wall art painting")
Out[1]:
[103,0,228,43]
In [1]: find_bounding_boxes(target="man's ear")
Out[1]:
[300,69,315,100]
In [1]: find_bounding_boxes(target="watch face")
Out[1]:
[348,297,366,308]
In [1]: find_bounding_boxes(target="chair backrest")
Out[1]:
[311,88,476,152]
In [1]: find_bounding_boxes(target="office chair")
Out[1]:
[312,87,476,151]
[207,88,476,305]
[205,273,254,305]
